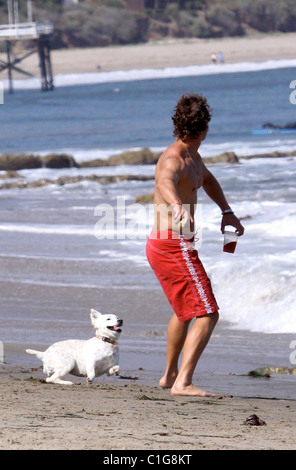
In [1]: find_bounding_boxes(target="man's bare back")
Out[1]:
[154,139,216,238]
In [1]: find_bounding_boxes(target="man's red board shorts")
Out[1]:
[146,230,219,322]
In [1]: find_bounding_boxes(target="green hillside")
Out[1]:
[0,0,295,48]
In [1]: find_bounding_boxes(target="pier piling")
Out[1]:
[0,1,54,93]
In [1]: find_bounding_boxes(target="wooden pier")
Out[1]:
[0,4,54,93]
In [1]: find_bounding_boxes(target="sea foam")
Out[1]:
[210,251,296,334]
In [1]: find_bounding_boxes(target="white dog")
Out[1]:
[26,309,123,385]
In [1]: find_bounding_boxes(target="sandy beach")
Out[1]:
[1,32,296,78]
[1,361,296,451]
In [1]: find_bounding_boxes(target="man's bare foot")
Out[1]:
[159,371,178,389]
[170,383,215,397]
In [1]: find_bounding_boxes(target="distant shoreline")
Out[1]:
[0,32,296,79]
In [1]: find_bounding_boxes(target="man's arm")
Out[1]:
[155,157,183,206]
[155,157,192,225]
[202,163,244,236]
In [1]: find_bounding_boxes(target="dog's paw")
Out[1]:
[107,365,120,376]
[46,377,73,385]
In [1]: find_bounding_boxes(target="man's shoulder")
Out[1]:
[158,146,185,169]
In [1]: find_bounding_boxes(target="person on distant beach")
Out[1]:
[146,93,244,397]
[218,51,225,63]
[211,53,217,64]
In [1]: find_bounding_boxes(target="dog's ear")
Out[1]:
[90,309,102,324]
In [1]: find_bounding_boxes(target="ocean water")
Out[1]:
[0,60,296,397]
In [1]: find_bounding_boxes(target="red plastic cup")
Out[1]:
[223,230,238,253]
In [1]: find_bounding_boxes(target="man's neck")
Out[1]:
[179,138,202,157]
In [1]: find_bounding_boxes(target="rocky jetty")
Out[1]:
[0,174,154,190]
[0,154,42,171]
[263,122,296,129]
[0,153,79,171]
[203,152,239,164]
[81,148,161,167]
[1,147,295,173]
[135,193,154,204]
[0,147,295,195]
[0,170,22,179]
[239,149,296,160]
[42,154,79,169]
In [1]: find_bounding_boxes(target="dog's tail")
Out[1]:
[26,349,44,360]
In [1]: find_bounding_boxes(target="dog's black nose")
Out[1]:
[118,319,123,326]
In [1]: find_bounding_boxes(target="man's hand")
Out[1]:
[172,203,193,227]
[221,213,245,236]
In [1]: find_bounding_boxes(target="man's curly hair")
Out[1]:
[172,93,212,141]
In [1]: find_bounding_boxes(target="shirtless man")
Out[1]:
[146,93,244,397]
